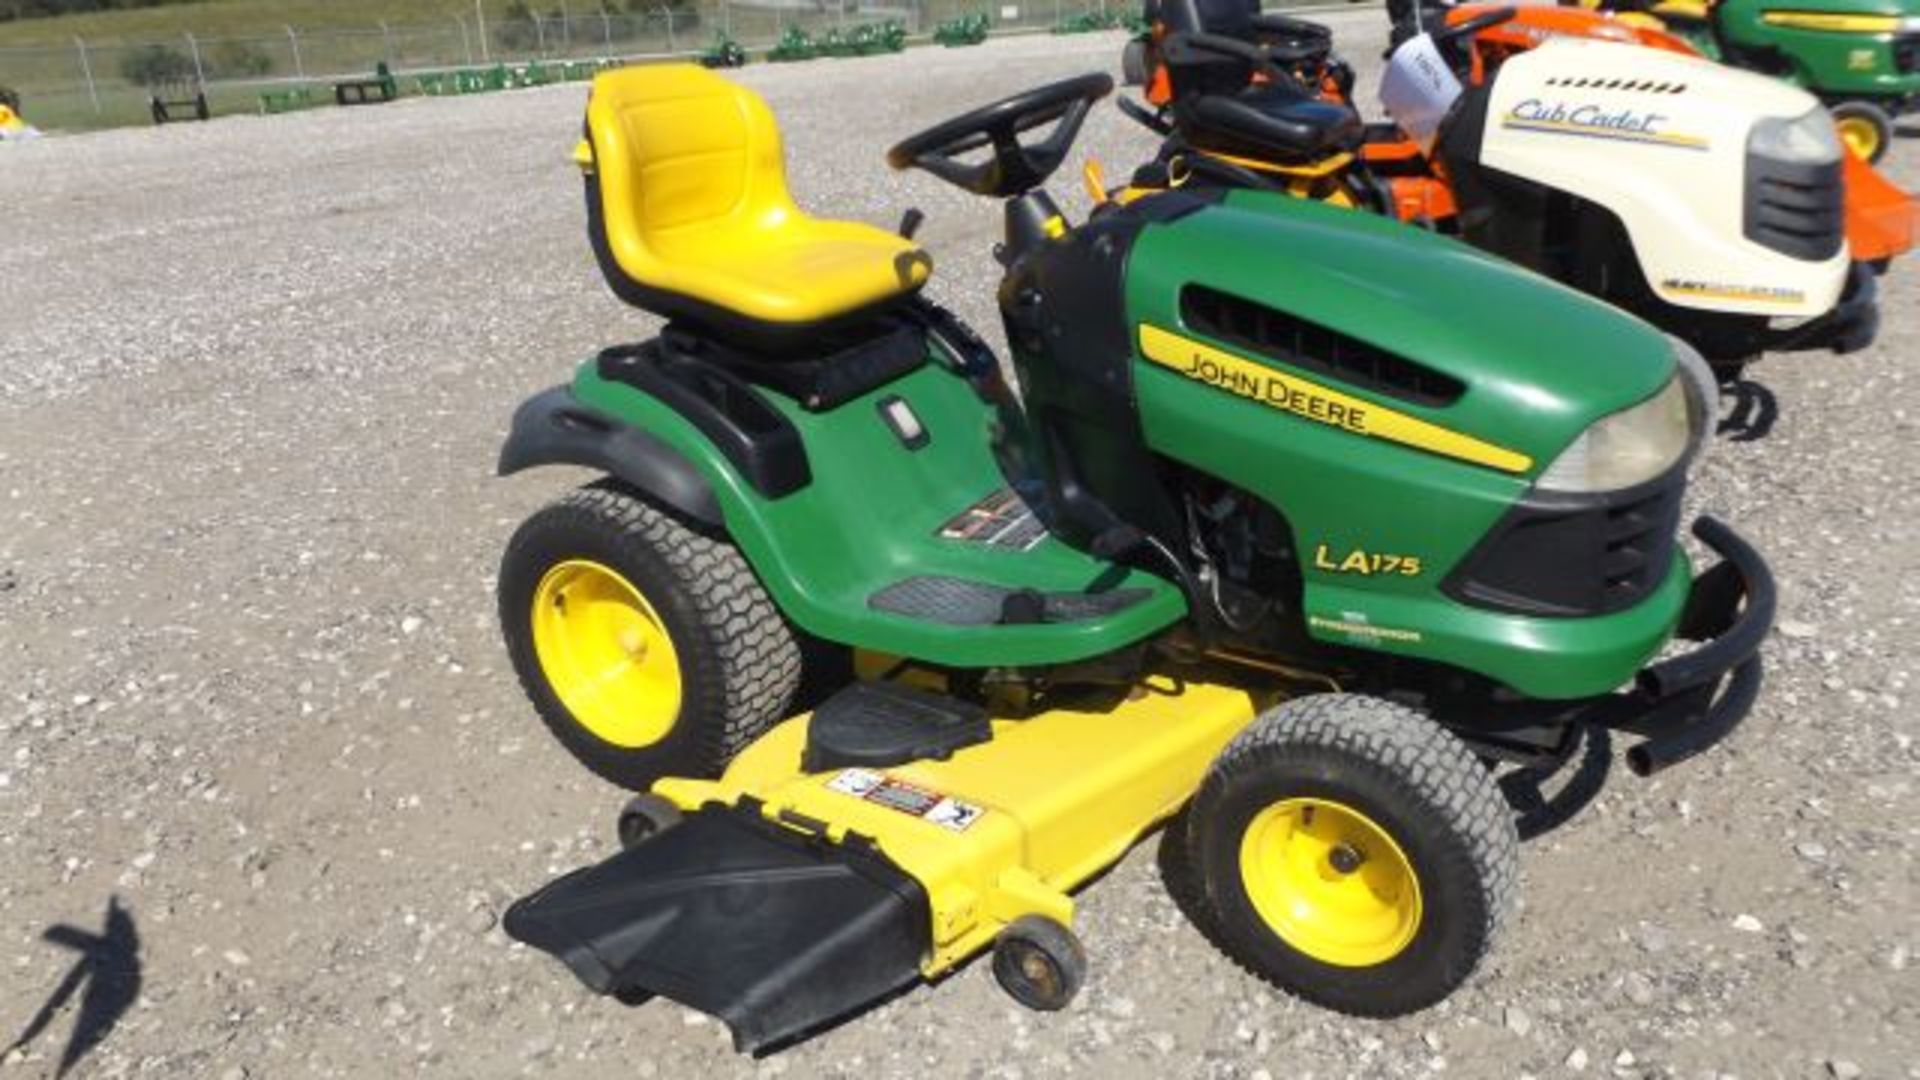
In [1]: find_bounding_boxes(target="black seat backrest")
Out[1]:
[1158,0,1262,35]
[1155,0,1268,97]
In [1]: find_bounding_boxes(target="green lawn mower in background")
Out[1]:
[1601,0,1920,161]
[491,64,1774,1052]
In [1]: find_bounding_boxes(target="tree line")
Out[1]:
[1,0,196,24]
[0,0,706,25]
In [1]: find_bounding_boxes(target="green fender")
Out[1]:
[552,346,1188,670]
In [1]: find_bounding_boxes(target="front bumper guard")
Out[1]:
[1586,515,1776,776]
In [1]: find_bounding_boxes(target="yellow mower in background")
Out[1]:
[0,101,42,142]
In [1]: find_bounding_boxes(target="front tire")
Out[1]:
[1831,99,1893,164]
[1183,694,1518,1017]
[1121,37,1150,86]
[500,482,801,789]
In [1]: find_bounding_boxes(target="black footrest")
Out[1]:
[803,682,992,773]
[504,807,928,1053]
[868,574,1150,627]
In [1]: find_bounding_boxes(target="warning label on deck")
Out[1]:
[937,488,1046,553]
[826,768,984,832]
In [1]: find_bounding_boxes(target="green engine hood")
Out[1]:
[1723,0,1915,17]
[1121,190,1689,698]
[1126,188,1677,475]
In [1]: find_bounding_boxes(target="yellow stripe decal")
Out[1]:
[1658,281,1807,304]
[1138,324,1534,473]
[1759,11,1899,32]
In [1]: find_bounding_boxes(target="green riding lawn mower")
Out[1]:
[1604,0,1920,161]
[493,64,1774,1053]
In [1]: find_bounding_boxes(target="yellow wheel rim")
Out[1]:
[530,560,683,749]
[1238,797,1423,967]
[1837,115,1882,162]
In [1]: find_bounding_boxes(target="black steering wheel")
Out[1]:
[1431,6,1518,42]
[886,73,1113,197]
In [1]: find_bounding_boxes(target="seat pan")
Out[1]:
[586,64,930,333]
[1645,0,1711,21]
[649,215,928,325]
[1178,84,1363,162]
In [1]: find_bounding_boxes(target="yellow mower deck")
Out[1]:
[657,677,1265,974]
[503,676,1271,1050]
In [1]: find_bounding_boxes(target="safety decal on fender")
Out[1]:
[938,487,1047,552]
[1137,324,1533,473]
[1499,99,1709,151]
[826,768,985,832]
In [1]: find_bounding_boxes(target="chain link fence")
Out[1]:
[0,0,1165,132]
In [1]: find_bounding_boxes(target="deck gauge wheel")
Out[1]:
[991,915,1087,1011]
[616,793,685,850]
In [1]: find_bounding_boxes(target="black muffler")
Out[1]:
[503,804,930,1054]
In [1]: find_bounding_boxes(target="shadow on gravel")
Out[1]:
[1498,726,1614,842]
[1718,377,1779,443]
[6,895,142,1078]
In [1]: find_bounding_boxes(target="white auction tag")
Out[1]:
[1379,33,1464,154]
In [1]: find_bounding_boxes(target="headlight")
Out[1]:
[1903,15,1920,31]
[1536,376,1695,493]
[1668,335,1717,472]
[1748,107,1842,166]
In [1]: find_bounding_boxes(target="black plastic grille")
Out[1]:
[1743,154,1844,261]
[1894,34,1919,74]
[1181,285,1466,406]
[1443,472,1685,618]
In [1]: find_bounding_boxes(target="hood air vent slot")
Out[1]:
[1179,285,1467,407]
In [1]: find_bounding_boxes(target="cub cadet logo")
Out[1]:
[1138,324,1533,473]
[1659,278,1806,305]
[1314,545,1423,577]
[1503,99,1709,150]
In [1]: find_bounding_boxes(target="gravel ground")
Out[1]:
[1,11,1916,1079]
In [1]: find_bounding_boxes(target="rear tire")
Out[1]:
[500,482,801,790]
[1183,694,1517,1017]
[1832,99,1892,164]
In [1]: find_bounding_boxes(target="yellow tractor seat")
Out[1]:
[581,64,932,343]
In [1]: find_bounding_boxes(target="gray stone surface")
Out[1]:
[1,14,1916,1079]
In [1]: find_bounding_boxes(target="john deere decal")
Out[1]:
[1139,324,1533,473]
[1503,99,1708,150]
[1308,614,1424,645]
